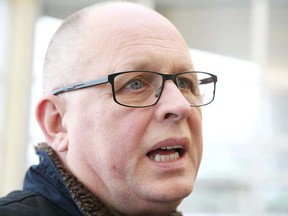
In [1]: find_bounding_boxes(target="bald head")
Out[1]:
[43,2,190,94]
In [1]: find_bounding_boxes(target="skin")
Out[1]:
[36,3,203,216]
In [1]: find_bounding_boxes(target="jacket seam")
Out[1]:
[0,192,37,206]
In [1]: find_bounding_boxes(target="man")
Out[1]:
[0,2,217,216]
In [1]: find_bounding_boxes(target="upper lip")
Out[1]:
[146,137,190,154]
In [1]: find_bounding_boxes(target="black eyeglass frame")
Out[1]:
[52,71,218,108]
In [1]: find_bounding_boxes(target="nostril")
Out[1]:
[164,112,177,119]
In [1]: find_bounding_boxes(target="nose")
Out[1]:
[154,81,192,122]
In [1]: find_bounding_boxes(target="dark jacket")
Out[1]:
[0,190,70,216]
[0,144,115,216]
[0,144,182,216]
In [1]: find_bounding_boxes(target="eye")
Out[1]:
[125,79,145,90]
[177,78,191,89]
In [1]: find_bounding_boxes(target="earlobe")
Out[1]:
[36,97,68,152]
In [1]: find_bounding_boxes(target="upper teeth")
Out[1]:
[150,152,180,162]
[160,145,182,150]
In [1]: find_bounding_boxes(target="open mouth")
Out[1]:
[147,145,185,162]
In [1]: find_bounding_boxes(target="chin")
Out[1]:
[138,190,188,216]
[111,183,192,216]
[120,200,183,216]
[144,180,193,205]
[160,186,192,203]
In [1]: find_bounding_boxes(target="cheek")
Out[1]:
[188,108,203,164]
[104,109,152,160]
[189,108,202,137]
[77,107,152,172]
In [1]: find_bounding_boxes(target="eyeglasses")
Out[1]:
[53,71,217,108]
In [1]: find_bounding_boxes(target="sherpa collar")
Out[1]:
[35,143,182,216]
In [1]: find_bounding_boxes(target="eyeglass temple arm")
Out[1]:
[52,76,108,95]
[199,75,217,85]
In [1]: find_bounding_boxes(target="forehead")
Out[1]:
[82,4,193,77]
[88,28,192,75]
[113,45,192,73]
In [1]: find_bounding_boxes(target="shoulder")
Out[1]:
[0,190,70,216]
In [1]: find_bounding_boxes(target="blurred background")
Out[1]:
[0,0,288,215]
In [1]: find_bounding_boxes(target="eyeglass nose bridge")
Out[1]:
[162,73,178,86]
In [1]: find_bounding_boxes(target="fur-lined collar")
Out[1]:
[36,143,182,216]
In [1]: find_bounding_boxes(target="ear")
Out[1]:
[36,96,68,152]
